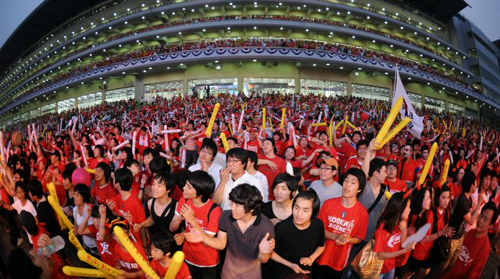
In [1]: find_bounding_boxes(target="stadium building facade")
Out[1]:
[0,0,499,127]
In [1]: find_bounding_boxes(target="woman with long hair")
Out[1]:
[261,173,299,225]
[374,192,414,279]
[400,187,433,278]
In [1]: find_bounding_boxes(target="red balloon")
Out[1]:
[361,112,369,121]
[72,168,91,187]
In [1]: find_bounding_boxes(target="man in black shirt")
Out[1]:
[27,180,62,238]
[435,171,483,277]
[265,191,325,279]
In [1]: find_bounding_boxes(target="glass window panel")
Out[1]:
[244,77,295,96]
[424,96,445,112]
[189,78,238,97]
[351,84,390,101]
[105,87,134,103]
[144,81,183,101]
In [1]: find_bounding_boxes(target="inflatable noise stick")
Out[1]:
[334,120,344,132]
[160,129,181,134]
[311,122,327,127]
[77,250,124,277]
[329,121,334,147]
[375,97,405,149]
[205,103,221,138]
[47,183,64,229]
[342,116,349,134]
[262,108,267,129]
[440,159,450,185]
[346,120,360,132]
[385,191,393,200]
[231,114,236,136]
[62,266,110,278]
[376,117,412,149]
[220,133,230,153]
[113,140,130,151]
[113,226,160,279]
[280,108,286,130]
[47,195,74,230]
[417,142,438,188]
[132,131,137,156]
[164,251,186,279]
[68,229,85,251]
[85,168,96,174]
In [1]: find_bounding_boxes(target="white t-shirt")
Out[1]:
[221,171,267,210]
[250,171,269,201]
[73,203,97,248]
[188,162,224,188]
[12,198,38,244]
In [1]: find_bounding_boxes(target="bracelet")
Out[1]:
[140,187,144,190]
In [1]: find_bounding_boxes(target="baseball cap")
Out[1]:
[318,157,339,170]
[387,159,398,168]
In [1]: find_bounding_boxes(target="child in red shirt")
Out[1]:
[88,205,116,267]
[111,218,148,279]
[142,232,192,279]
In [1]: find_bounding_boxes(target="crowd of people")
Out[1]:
[0,92,499,279]
[11,35,479,110]
[7,13,470,103]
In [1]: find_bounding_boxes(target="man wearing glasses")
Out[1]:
[213,148,266,210]
[188,138,223,188]
[309,157,342,208]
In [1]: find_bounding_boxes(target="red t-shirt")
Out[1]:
[343,156,362,174]
[258,154,287,200]
[339,142,357,172]
[150,260,192,279]
[317,198,368,271]
[245,140,259,153]
[176,198,222,267]
[1,187,11,205]
[399,158,420,183]
[110,194,146,243]
[88,157,110,170]
[91,183,119,204]
[374,223,403,274]
[411,211,434,261]
[113,241,147,278]
[444,229,490,279]
[386,178,408,194]
[88,225,115,267]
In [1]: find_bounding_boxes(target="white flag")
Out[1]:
[392,68,424,138]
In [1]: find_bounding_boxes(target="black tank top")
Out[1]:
[150,198,178,234]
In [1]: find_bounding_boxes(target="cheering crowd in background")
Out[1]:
[0,92,499,279]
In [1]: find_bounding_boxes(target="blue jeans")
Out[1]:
[379,269,395,279]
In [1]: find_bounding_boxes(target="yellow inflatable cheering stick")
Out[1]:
[77,250,124,277]
[205,103,221,138]
[262,108,267,129]
[374,97,411,150]
[164,251,186,279]
[417,142,438,188]
[440,159,451,185]
[47,195,74,230]
[47,183,65,229]
[280,108,287,130]
[113,226,160,279]
[62,266,110,278]
[219,133,230,153]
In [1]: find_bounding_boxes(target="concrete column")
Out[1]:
[135,76,144,102]
[238,67,244,94]
[183,71,188,95]
[388,80,394,102]
[421,93,425,108]
[445,100,449,112]
[294,67,300,94]
[74,97,79,109]
[346,74,352,97]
